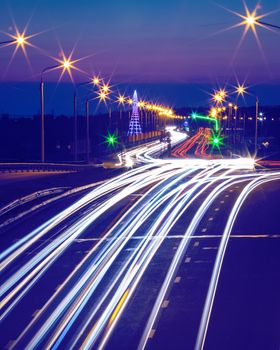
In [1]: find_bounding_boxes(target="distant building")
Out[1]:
[127,90,142,135]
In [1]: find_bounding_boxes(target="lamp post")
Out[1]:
[74,77,101,162]
[40,65,58,163]
[255,96,259,156]
[40,57,75,162]
[257,21,280,30]
[85,96,90,163]
[117,95,126,136]
[233,84,248,153]
[233,105,238,153]
[234,84,259,156]
[93,88,110,159]
[73,91,78,161]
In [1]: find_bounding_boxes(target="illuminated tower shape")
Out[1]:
[128,90,142,135]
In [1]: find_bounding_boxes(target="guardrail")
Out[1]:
[0,162,94,173]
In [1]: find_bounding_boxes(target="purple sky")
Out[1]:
[0,0,279,112]
[1,0,279,83]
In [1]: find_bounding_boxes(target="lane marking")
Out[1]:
[220,200,225,204]
[149,329,156,339]
[5,341,16,349]
[162,300,170,308]
[185,257,191,263]
[194,241,199,247]
[32,309,40,317]
[208,217,213,221]
[174,276,181,284]
[214,208,220,212]
[201,228,207,233]
[55,284,62,291]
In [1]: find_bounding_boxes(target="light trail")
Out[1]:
[172,128,212,159]
[1,128,278,350]
[194,173,280,350]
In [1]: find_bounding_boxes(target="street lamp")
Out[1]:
[83,88,109,161]
[240,88,259,156]
[73,76,101,162]
[255,96,259,156]
[0,32,28,47]
[83,82,107,164]
[229,2,280,46]
[212,89,227,106]
[257,21,280,30]
[243,11,280,31]
[96,82,111,127]
[116,94,126,136]
[40,57,76,162]
[85,96,90,163]
[234,83,248,144]
[233,84,259,156]
[233,105,238,152]
[236,85,246,96]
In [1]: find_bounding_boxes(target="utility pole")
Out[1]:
[255,97,259,155]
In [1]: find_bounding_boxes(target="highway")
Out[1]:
[1,128,280,350]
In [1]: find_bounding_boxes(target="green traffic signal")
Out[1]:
[105,132,118,147]
[209,131,224,149]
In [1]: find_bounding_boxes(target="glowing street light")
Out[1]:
[92,76,101,86]
[212,89,227,105]
[16,35,25,45]
[234,5,264,33]
[236,85,246,96]
[210,108,218,118]
[138,100,145,109]
[214,94,222,102]
[219,89,227,98]
[96,90,109,103]
[225,2,280,55]
[243,10,280,31]
[101,83,111,94]
[0,28,37,66]
[246,14,257,26]
[117,95,126,105]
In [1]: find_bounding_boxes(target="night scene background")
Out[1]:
[0,1,280,350]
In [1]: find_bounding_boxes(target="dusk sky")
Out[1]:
[0,0,279,113]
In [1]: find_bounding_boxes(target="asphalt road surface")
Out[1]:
[1,129,280,350]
